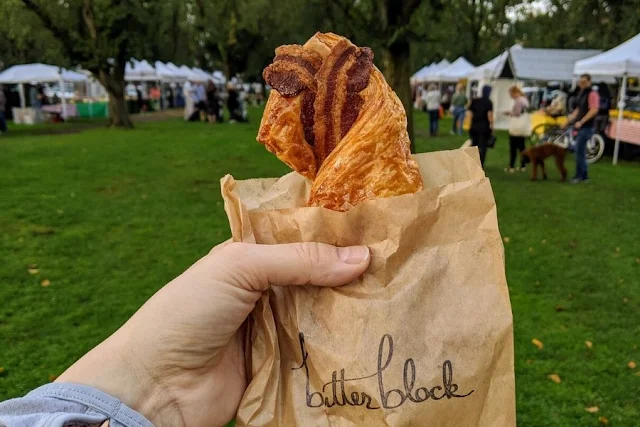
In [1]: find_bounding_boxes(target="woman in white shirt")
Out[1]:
[422,83,441,137]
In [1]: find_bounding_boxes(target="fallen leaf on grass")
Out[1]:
[503,237,510,243]
[598,416,609,425]
[585,341,593,349]
[532,338,544,349]
[615,247,621,253]
[48,374,58,382]
[585,406,599,414]
[526,359,533,364]
[619,278,624,283]
[548,373,561,384]
[41,279,51,287]
[636,257,640,264]
[555,305,565,312]
[528,247,534,253]
[28,268,39,275]
[623,297,629,304]
[541,239,547,244]
[628,361,637,369]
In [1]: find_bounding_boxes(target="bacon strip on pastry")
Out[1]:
[312,40,373,166]
[258,45,323,179]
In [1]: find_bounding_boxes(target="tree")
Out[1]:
[327,0,445,152]
[13,0,161,128]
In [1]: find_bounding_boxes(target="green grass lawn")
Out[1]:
[1,107,639,426]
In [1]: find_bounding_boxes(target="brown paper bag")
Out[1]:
[221,147,515,427]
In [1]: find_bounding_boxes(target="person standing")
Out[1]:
[450,83,468,135]
[149,85,161,111]
[562,74,599,184]
[206,80,219,123]
[504,85,530,173]
[467,85,494,167]
[227,82,248,123]
[0,85,7,133]
[183,80,194,121]
[423,83,441,136]
[195,81,207,120]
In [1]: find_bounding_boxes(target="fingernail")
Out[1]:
[338,246,370,264]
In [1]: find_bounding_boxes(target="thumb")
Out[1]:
[213,242,370,291]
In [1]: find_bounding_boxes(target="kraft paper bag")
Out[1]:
[221,147,515,426]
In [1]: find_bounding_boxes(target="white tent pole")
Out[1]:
[60,77,67,119]
[19,83,25,108]
[612,74,627,165]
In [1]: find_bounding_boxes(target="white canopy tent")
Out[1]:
[413,59,450,84]
[574,33,640,164]
[466,48,518,81]
[125,59,157,81]
[510,48,601,82]
[154,61,187,82]
[0,63,87,117]
[430,57,475,82]
[465,48,520,130]
[179,65,207,82]
[411,62,435,84]
[192,67,214,82]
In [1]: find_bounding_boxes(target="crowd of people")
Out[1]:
[182,80,254,124]
[415,73,605,184]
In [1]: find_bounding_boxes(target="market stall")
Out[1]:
[465,46,601,130]
[574,32,640,164]
[0,63,87,122]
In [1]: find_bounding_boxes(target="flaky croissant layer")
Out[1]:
[258,32,423,211]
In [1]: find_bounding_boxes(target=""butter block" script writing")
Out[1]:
[292,333,474,410]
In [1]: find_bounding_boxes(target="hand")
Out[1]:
[574,121,583,129]
[56,241,370,427]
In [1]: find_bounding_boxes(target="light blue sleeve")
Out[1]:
[0,383,154,427]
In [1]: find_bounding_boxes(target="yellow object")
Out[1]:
[463,109,640,134]
[530,112,568,134]
[609,109,640,120]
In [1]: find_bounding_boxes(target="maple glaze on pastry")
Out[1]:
[258,32,423,211]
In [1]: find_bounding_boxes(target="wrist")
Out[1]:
[56,331,186,427]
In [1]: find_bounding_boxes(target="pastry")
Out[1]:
[259,32,423,211]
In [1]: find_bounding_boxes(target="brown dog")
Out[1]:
[521,143,567,181]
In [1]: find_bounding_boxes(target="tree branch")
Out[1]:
[82,0,98,40]
[21,0,74,48]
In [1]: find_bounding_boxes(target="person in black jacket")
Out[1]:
[467,85,494,167]
[561,74,600,183]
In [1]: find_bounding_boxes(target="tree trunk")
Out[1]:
[382,39,415,153]
[107,90,132,128]
[97,68,133,128]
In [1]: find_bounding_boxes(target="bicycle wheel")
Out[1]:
[586,133,605,164]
